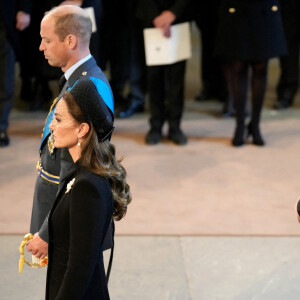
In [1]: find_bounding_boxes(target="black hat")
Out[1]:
[69,79,114,141]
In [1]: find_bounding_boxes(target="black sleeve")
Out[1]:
[136,0,192,27]
[19,0,32,14]
[136,0,161,27]
[169,0,191,21]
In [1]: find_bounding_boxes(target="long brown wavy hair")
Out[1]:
[63,91,132,221]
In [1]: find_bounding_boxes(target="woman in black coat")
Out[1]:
[45,79,132,299]
[214,0,287,146]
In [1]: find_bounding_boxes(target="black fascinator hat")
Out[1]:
[69,79,114,141]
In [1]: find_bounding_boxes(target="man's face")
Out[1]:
[39,16,69,69]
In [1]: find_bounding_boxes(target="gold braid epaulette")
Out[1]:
[41,97,59,139]
[49,97,59,113]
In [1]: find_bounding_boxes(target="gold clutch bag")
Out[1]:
[18,233,48,273]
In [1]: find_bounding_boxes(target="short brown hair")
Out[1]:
[52,12,92,45]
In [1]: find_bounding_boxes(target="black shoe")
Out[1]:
[274,91,294,110]
[145,129,162,145]
[195,90,213,101]
[195,89,225,102]
[273,99,292,110]
[247,122,265,146]
[222,97,236,117]
[0,131,9,147]
[119,102,144,118]
[113,94,128,115]
[232,126,245,147]
[222,103,235,118]
[168,128,187,145]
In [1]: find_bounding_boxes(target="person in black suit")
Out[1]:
[215,0,287,147]
[274,0,300,109]
[104,0,146,118]
[0,0,31,146]
[137,0,191,145]
[27,5,114,261]
[18,0,52,105]
[43,79,131,299]
[192,0,228,105]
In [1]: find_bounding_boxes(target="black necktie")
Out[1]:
[59,75,67,92]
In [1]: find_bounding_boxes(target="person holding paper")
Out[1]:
[104,0,147,118]
[136,0,191,145]
[191,0,228,106]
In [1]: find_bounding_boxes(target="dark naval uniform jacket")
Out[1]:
[30,56,114,243]
[45,151,113,300]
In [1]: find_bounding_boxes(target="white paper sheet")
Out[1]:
[143,22,191,66]
[83,7,97,33]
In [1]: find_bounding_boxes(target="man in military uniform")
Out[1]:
[27,5,114,259]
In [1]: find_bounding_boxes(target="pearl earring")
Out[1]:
[77,138,81,146]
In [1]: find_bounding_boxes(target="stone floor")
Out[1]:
[1,23,300,299]
[2,236,300,300]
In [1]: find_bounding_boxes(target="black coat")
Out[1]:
[136,0,191,28]
[0,0,31,52]
[214,0,287,61]
[46,160,113,300]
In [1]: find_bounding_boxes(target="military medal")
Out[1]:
[48,131,55,155]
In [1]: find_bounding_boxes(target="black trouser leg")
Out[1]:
[165,61,186,131]
[222,62,235,116]
[231,61,249,146]
[128,21,146,106]
[249,60,268,145]
[147,65,165,130]
[276,0,300,103]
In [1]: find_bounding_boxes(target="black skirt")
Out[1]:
[214,0,287,61]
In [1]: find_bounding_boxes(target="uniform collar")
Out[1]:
[64,54,92,81]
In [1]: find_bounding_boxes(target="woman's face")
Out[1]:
[49,98,80,150]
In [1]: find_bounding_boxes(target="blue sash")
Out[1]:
[90,76,114,114]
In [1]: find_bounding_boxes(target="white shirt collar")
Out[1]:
[64,54,92,80]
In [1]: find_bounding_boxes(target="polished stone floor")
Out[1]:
[2,236,300,299]
[1,23,300,299]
